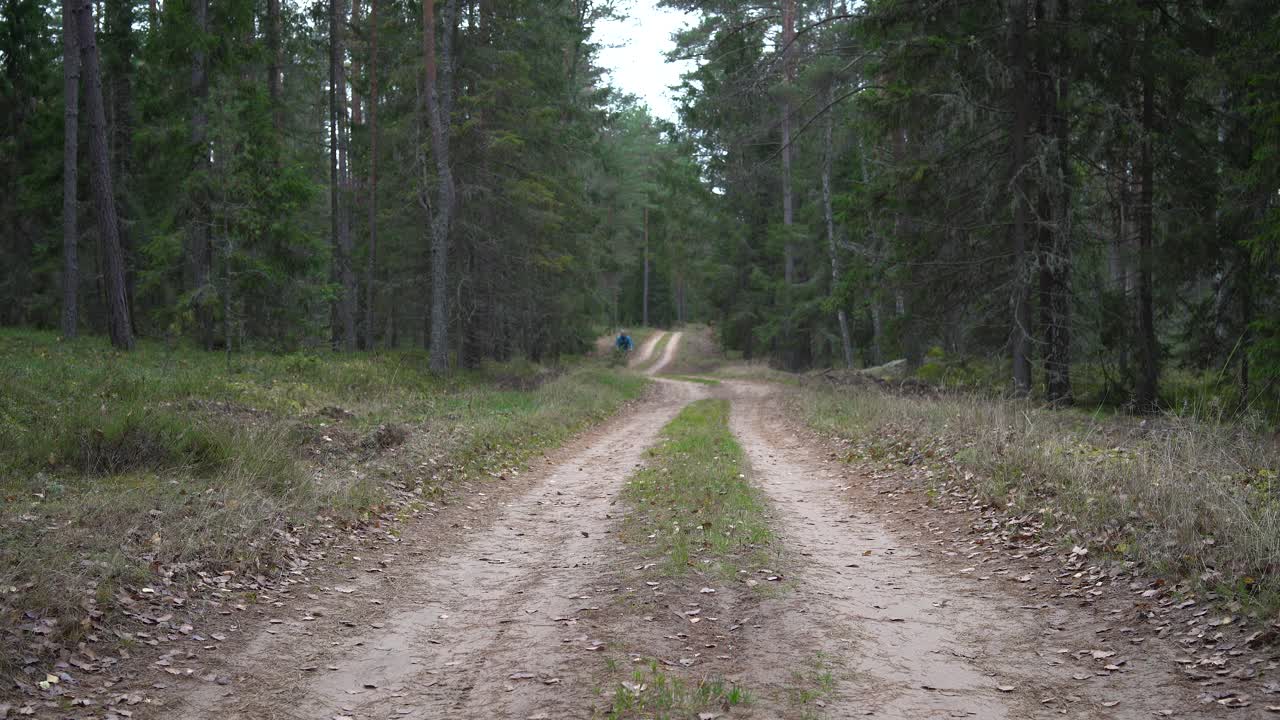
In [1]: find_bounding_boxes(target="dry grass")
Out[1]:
[799,383,1280,607]
[659,324,723,376]
[0,329,646,675]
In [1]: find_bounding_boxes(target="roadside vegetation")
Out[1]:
[0,328,646,676]
[798,380,1280,610]
[853,347,1280,429]
[619,399,774,580]
[601,659,750,720]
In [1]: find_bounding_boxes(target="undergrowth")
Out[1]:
[0,328,646,675]
[798,384,1280,611]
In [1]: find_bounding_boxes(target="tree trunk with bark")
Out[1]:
[1134,15,1158,411]
[423,0,459,372]
[780,0,796,285]
[330,0,356,351]
[189,0,212,348]
[267,0,282,131]
[104,0,135,320]
[822,72,853,368]
[62,0,80,339]
[1043,0,1073,404]
[364,0,378,349]
[74,0,133,350]
[1008,0,1033,396]
[642,205,650,327]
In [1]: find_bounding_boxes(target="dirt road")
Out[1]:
[171,378,707,719]
[137,379,1217,719]
[726,382,1201,719]
[645,331,682,375]
[627,332,665,369]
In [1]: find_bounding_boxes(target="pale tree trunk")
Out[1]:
[642,206,649,327]
[870,300,883,364]
[821,62,853,368]
[780,0,796,284]
[1008,0,1033,396]
[338,20,356,351]
[74,0,133,350]
[350,0,362,127]
[853,133,882,366]
[62,0,80,339]
[364,0,378,349]
[423,0,459,372]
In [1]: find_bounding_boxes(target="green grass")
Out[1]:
[0,328,647,675]
[602,660,750,720]
[619,399,774,579]
[780,651,839,719]
[798,382,1280,612]
[667,375,721,386]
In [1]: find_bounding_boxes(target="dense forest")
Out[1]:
[1,0,1277,415]
[0,0,713,365]
[668,0,1279,416]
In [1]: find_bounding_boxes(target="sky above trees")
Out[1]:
[593,0,694,121]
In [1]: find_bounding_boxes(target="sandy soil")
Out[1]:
[644,331,682,375]
[627,332,665,370]
[724,381,1204,719]
[106,378,1228,720]
[166,379,708,720]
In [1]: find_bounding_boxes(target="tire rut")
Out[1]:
[725,381,1203,719]
[173,379,708,720]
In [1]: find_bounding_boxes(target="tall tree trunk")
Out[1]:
[189,0,212,348]
[74,0,132,350]
[1134,16,1158,411]
[869,296,883,365]
[1239,246,1251,397]
[104,0,135,320]
[423,0,458,372]
[822,75,853,368]
[642,206,650,327]
[350,0,362,127]
[1008,0,1033,396]
[267,0,282,131]
[1044,0,1073,404]
[338,18,356,352]
[364,0,378,350]
[780,0,796,284]
[329,0,355,350]
[62,0,80,339]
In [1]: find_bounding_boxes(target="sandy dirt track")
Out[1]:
[627,332,664,369]
[725,382,1200,719]
[171,379,707,719]
[132,379,1218,720]
[644,331,682,375]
